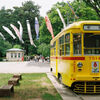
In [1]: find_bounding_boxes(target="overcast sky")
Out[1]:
[0,0,73,17]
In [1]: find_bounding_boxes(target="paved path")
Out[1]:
[0,61,50,73]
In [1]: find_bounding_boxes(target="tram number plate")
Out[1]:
[92,62,99,73]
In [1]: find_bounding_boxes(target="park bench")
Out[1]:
[8,77,19,86]
[13,74,22,80]
[0,85,14,97]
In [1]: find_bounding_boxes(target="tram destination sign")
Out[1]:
[83,25,100,31]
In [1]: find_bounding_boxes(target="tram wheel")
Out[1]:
[58,74,62,84]
[50,68,53,72]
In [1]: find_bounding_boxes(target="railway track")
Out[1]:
[71,90,84,100]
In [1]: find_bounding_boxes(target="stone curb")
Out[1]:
[47,73,81,100]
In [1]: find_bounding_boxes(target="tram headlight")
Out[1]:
[77,62,83,68]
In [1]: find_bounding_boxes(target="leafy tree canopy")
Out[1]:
[39,0,99,45]
[0,1,41,56]
[37,43,50,57]
[0,38,12,58]
[80,0,100,18]
[13,44,22,49]
[0,0,99,58]
[38,0,99,57]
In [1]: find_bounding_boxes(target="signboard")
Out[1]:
[83,25,100,31]
[92,61,99,73]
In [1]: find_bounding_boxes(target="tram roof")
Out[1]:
[51,20,100,44]
[64,20,100,31]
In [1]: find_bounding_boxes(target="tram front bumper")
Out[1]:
[72,75,100,93]
[76,75,100,81]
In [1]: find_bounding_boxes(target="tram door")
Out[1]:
[55,40,58,77]
[51,41,58,77]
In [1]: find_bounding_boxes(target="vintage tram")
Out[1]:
[50,21,100,93]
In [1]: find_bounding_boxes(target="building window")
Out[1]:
[11,53,13,58]
[18,53,20,58]
[15,53,17,58]
[22,53,23,57]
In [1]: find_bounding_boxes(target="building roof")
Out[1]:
[6,48,25,52]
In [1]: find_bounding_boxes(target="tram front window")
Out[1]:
[84,33,100,55]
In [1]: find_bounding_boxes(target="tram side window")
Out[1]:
[65,33,70,55]
[50,48,53,56]
[54,42,56,56]
[50,42,56,56]
[73,33,82,55]
[51,41,56,56]
[59,35,64,56]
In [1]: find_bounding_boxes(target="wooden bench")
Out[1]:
[13,74,22,80]
[0,85,14,97]
[8,78,19,86]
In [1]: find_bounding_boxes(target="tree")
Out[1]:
[39,1,99,45]
[12,1,40,55]
[0,38,12,59]
[0,1,41,56]
[38,1,99,57]
[72,0,99,20]
[0,7,15,45]
[13,44,22,49]
[0,0,99,58]
[82,0,100,18]
[37,43,50,57]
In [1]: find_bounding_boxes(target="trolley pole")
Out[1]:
[67,12,69,26]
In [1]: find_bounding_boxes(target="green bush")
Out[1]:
[0,57,3,61]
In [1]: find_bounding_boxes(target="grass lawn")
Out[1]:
[0,73,62,100]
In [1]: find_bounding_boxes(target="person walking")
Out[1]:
[42,56,44,62]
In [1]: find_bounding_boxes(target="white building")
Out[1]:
[6,48,25,61]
